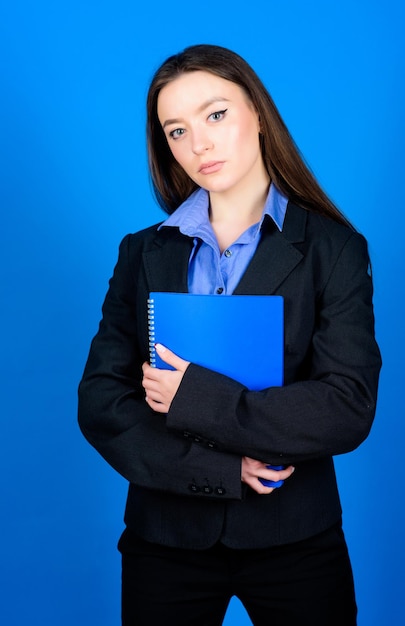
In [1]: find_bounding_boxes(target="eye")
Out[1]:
[168,128,186,140]
[208,109,228,122]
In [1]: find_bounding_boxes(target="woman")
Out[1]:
[78,44,381,625]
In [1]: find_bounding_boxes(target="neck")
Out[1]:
[208,170,271,253]
[209,166,270,224]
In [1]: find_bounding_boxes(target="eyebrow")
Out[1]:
[161,96,230,129]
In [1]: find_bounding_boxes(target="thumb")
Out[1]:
[155,343,190,372]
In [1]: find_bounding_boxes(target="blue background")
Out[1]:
[1,1,404,624]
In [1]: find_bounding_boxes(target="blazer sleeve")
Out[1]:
[78,234,243,500]
[166,231,382,465]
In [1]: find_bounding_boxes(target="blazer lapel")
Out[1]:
[142,229,193,293]
[234,202,306,295]
[142,202,307,296]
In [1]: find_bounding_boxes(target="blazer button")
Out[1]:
[202,485,213,494]
[207,440,217,449]
[188,483,200,493]
[215,486,226,496]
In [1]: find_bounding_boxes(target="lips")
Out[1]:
[198,161,224,175]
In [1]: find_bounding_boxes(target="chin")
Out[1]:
[198,179,234,194]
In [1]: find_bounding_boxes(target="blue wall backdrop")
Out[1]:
[1,1,404,624]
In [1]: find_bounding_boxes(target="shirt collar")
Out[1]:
[159,183,288,236]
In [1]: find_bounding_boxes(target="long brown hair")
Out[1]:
[147,44,352,228]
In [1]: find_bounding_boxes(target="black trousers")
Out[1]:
[118,523,357,626]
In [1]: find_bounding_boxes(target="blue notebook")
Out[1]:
[148,292,284,390]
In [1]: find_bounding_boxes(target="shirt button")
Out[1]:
[216,287,224,294]
[224,249,232,258]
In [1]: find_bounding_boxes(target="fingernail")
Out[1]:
[155,343,166,353]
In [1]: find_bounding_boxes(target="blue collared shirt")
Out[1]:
[159,183,288,295]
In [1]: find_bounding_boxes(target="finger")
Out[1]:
[142,375,159,392]
[255,484,275,495]
[142,362,158,379]
[155,343,190,372]
[283,465,295,478]
[145,394,169,413]
[277,465,295,479]
[142,364,167,387]
[259,465,295,481]
[243,476,275,495]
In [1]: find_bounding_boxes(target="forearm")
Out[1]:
[78,360,243,500]
[166,363,378,465]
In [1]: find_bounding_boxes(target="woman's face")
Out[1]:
[157,71,266,197]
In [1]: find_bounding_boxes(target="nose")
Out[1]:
[191,128,213,155]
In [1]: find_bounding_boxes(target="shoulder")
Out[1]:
[116,222,175,258]
[281,203,371,293]
[308,210,369,268]
[120,222,162,251]
[114,224,194,280]
[285,201,368,257]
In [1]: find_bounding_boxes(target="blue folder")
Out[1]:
[148,292,284,390]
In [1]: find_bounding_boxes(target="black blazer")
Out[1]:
[78,202,381,549]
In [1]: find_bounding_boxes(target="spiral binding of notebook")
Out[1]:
[147,298,156,367]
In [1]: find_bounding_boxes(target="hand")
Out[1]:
[142,344,190,413]
[241,456,295,494]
